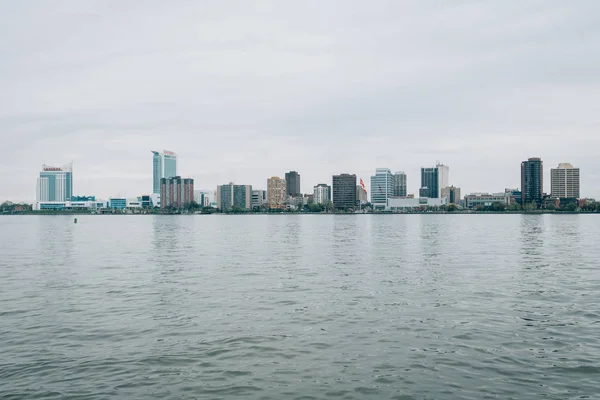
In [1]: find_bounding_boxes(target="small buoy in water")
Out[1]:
[74,218,78,224]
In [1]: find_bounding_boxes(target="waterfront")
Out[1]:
[1,215,599,399]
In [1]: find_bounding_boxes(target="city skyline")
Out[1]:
[2,2,600,202]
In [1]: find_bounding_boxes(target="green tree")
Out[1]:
[546,203,556,211]
[447,204,458,212]
[507,203,521,211]
[566,203,578,212]
[490,202,506,212]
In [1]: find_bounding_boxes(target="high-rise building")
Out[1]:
[36,163,73,203]
[163,151,177,179]
[332,174,357,210]
[217,183,252,211]
[152,150,177,194]
[285,171,301,197]
[370,168,394,208]
[441,186,461,204]
[251,190,267,208]
[160,176,194,209]
[551,163,580,199]
[393,171,407,197]
[420,163,449,198]
[313,184,331,205]
[267,177,286,209]
[521,157,543,207]
[194,190,214,207]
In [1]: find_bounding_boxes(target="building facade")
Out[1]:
[285,171,301,197]
[386,197,447,211]
[313,184,331,205]
[36,163,73,205]
[420,163,449,198]
[551,163,580,199]
[393,171,407,197]
[251,190,267,208]
[217,183,252,211]
[521,157,543,207]
[267,177,286,209]
[464,192,513,209]
[160,176,194,209]
[441,186,461,204]
[332,174,357,210]
[370,168,394,208]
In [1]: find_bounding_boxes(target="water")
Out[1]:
[1,214,599,399]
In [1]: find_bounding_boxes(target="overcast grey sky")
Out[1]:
[2,0,600,202]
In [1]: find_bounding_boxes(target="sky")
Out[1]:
[2,0,600,202]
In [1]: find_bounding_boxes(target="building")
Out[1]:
[441,186,461,204]
[267,177,286,209]
[464,192,513,209]
[419,187,430,198]
[217,183,252,211]
[36,163,73,207]
[332,173,357,210]
[160,176,194,209]
[420,163,449,198]
[370,168,394,208]
[356,185,367,204]
[194,190,214,207]
[285,171,301,197]
[386,197,447,211]
[251,190,267,208]
[521,157,543,207]
[109,198,127,210]
[505,188,522,205]
[393,171,407,197]
[151,150,177,194]
[551,163,580,199]
[313,184,331,205]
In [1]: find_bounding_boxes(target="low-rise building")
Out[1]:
[464,192,513,209]
[386,197,447,211]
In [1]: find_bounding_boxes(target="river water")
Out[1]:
[1,214,599,399]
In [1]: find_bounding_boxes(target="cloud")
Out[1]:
[1,0,600,201]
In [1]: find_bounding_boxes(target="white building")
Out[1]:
[551,163,580,199]
[370,168,394,208]
[386,197,447,211]
[36,163,73,203]
[313,184,331,204]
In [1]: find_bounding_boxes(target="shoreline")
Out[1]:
[2,211,597,216]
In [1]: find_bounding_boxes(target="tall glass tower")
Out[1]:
[152,150,177,194]
[370,168,394,207]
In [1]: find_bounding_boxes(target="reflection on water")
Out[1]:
[1,214,600,399]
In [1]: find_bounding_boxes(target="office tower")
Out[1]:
[160,176,194,209]
[356,185,367,204]
[285,171,301,197]
[152,151,162,194]
[332,173,357,209]
[441,186,461,204]
[313,184,331,205]
[420,163,449,198]
[551,163,580,199]
[370,168,394,207]
[251,190,267,208]
[419,187,430,198]
[217,183,252,211]
[521,157,543,207]
[393,171,407,197]
[152,150,177,193]
[36,163,73,202]
[267,177,286,209]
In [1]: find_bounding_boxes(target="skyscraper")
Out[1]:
[370,168,394,208]
[313,184,331,205]
[551,163,580,199]
[521,157,543,207]
[152,151,162,194]
[393,171,407,197]
[152,150,177,194]
[285,171,301,197]
[267,177,286,209]
[36,163,73,203]
[441,186,461,204]
[332,174,357,210]
[420,167,438,198]
[420,163,449,198]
